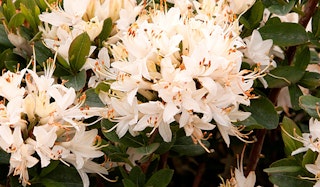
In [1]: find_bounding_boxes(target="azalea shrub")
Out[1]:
[0,0,319,186]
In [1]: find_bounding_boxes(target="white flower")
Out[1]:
[64,155,110,187]
[60,126,104,169]
[305,155,320,187]
[135,101,172,142]
[291,118,320,155]
[0,70,26,101]
[26,125,58,167]
[107,96,139,138]
[243,30,276,67]
[39,0,90,26]
[8,143,38,187]
[228,0,256,14]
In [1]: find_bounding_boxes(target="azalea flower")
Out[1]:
[220,146,257,187]
[243,30,276,67]
[304,155,320,187]
[59,126,104,169]
[291,118,320,155]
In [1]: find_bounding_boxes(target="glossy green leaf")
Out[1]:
[0,149,10,164]
[299,95,320,118]
[0,25,14,48]
[171,136,210,156]
[242,96,279,129]
[259,23,308,46]
[62,70,86,91]
[8,13,25,28]
[102,144,129,162]
[98,18,113,45]
[101,119,144,148]
[267,0,295,15]
[299,71,320,90]
[144,169,174,187]
[68,32,91,73]
[281,117,303,156]
[84,88,105,107]
[302,150,318,167]
[289,85,303,111]
[128,166,146,187]
[40,160,60,177]
[20,3,38,31]
[95,82,111,94]
[312,7,320,38]
[123,179,137,187]
[240,1,264,37]
[40,164,83,187]
[135,143,160,155]
[264,166,301,173]
[269,174,315,187]
[2,0,16,22]
[34,40,53,65]
[264,66,305,88]
[293,45,310,70]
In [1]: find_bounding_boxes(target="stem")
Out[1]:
[141,129,159,173]
[245,0,319,176]
[192,162,206,187]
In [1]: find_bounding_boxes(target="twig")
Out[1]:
[192,162,206,187]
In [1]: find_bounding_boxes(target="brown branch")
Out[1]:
[287,0,319,64]
[192,162,206,187]
[298,0,319,28]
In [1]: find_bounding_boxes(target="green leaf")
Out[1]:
[171,136,210,156]
[40,164,83,187]
[34,40,53,65]
[128,166,146,187]
[144,169,174,187]
[281,117,303,156]
[95,82,111,94]
[264,166,301,173]
[2,0,16,22]
[101,119,144,148]
[240,1,264,37]
[68,32,91,73]
[298,71,320,90]
[8,13,25,28]
[299,95,320,118]
[40,160,60,177]
[84,88,105,107]
[289,85,303,111]
[293,45,310,70]
[0,25,14,48]
[312,7,320,38]
[20,3,38,31]
[264,66,305,88]
[98,18,113,45]
[0,149,10,164]
[135,143,160,155]
[242,96,279,129]
[57,55,71,70]
[259,22,308,46]
[269,173,315,187]
[302,150,318,167]
[123,179,137,187]
[62,70,86,91]
[267,0,295,15]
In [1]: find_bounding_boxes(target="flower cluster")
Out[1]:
[0,59,109,186]
[98,0,264,147]
[38,0,273,149]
